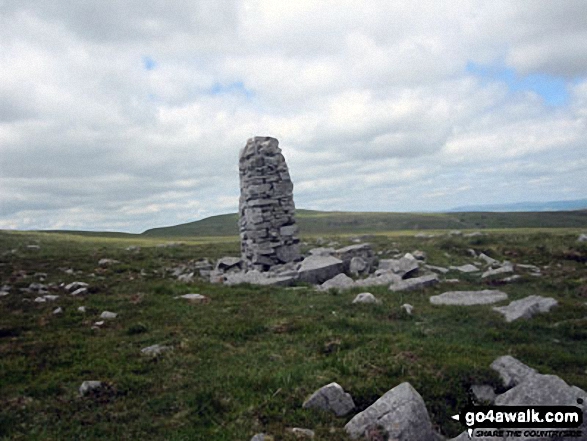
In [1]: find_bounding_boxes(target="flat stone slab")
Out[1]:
[344,382,436,440]
[492,295,558,322]
[297,255,343,284]
[481,264,514,278]
[379,254,419,278]
[389,274,439,292]
[430,290,508,306]
[354,271,402,287]
[302,382,355,416]
[449,264,479,273]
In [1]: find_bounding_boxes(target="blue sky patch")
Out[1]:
[466,61,569,106]
[208,81,254,99]
[142,56,157,71]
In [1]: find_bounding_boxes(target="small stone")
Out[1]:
[27,245,41,250]
[302,382,355,416]
[352,292,381,304]
[250,434,273,441]
[34,296,46,303]
[478,253,498,265]
[79,381,103,396]
[578,233,587,242]
[141,344,172,356]
[43,295,59,301]
[71,287,88,296]
[98,258,119,266]
[53,307,63,314]
[401,303,414,315]
[100,311,117,319]
[78,306,86,313]
[94,321,105,326]
[288,428,315,438]
[411,250,426,260]
[175,293,209,302]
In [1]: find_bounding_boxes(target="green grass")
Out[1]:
[1,229,586,440]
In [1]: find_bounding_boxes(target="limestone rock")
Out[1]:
[411,250,426,260]
[53,307,63,315]
[490,355,537,389]
[79,380,103,396]
[141,344,172,357]
[334,243,375,275]
[481,264,514,278]
[344,382,436,440]
[175,293,209,302]
[378,254,419,278]
[318,273,355,291]
[224,270,297,286]
[389,274,439,292]
[65,281,88,291]
[297,255,343,284]
[578,233,587,242]
[98,258,119,266]
[302,382,355,416]
[100,311,117,319]
[349,256,368,276]
[250,434,273,441]
[470,384,496,404]
[354,270,402,287]
[425,264,449,274]
[449,264,479,273]
[430,290,508,306]
[352,292,381,304]
[71,287,87,296]
[492,295,558,322]
[288,428,315,438]
[78,306,86,313]
[215,257,242,273]
[401,303,414,315]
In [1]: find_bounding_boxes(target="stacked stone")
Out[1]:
[238,137,301,271]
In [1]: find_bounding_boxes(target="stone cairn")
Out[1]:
[238,137,301,271]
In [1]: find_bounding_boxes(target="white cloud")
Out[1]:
[0,1,586,232]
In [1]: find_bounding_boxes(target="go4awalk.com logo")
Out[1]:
[452,405,584,438]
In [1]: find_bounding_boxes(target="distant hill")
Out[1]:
[141,208,587,238]
[449,198,587,212]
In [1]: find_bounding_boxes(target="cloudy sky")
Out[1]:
[1,1,586,233]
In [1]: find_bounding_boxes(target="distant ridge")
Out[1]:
[449,198,587,213]
[141,208,587,238]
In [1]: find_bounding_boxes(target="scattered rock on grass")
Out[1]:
[250,434,273,441]
[430,290,508,306]
[288,428,315,438]
[490,355,537,388]
[481,264,514,278]
[319,273,355,291]
[98,258,120,266]
[449,264,479,273]
[141,344,172,357]
[175,293,209,302]
[578,233,587,243]
[344,382,437,440]
[302,382,355,416]
[71,287,88,296]
[53,307,63,315]
[492,295,558,322]
[79,381,103,396]
[100,311,117,319]
[401,303,414,315]
[352,292,381,304]
[388,274,438,292]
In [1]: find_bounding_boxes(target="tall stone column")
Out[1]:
[238,137,301,271]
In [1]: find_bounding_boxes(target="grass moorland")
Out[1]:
[1,228,587,440]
